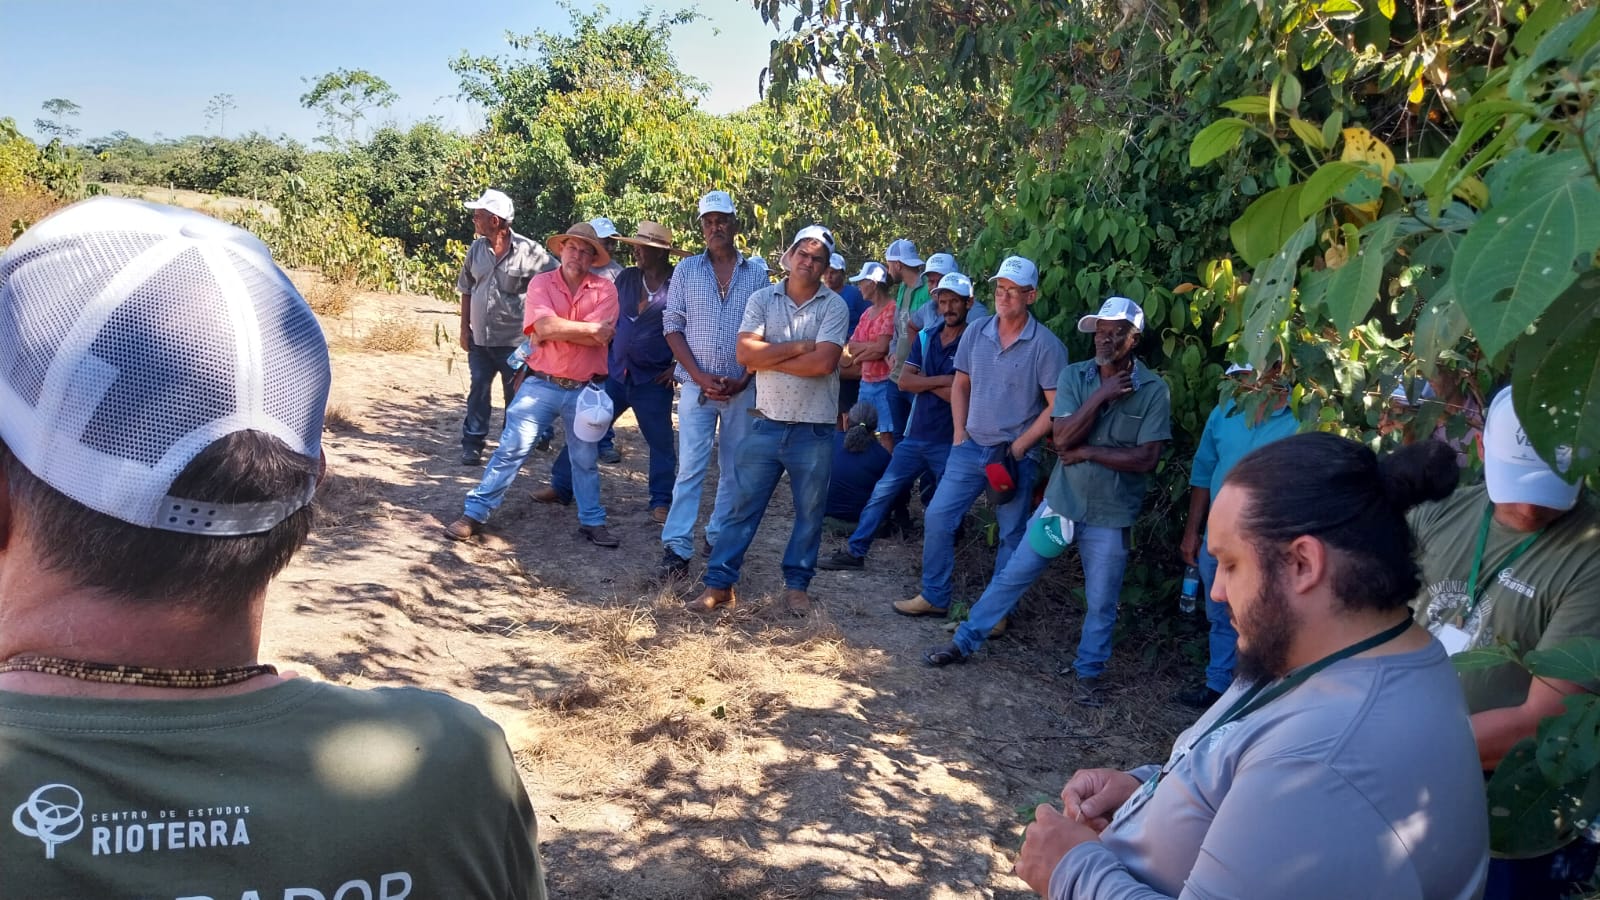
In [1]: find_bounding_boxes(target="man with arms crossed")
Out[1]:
[689,225,849,617]
[655,191,770,580]
[456,189,555,465]
[0,198,545,898]
[1016,435,1486,899]
[892,257,1067,624]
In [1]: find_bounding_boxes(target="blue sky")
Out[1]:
[0,0,779,144]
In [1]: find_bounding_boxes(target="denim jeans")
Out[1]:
[462,340,518,452]
[1069,523,1130,678]
[551,376,677,509]
[704,418,834,591]
[919,439,1038,609]
[661,380,756,560]
[888,386,913,437]
[1198,539,1237,693]
[846,438,950,558]
[857,380,897,433]
[463,377,605,526]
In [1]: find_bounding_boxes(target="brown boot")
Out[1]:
[782,589,813,618]
[686,587,735,613]
[443,516,483,541]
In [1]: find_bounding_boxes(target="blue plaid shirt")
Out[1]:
[662,250,770,382]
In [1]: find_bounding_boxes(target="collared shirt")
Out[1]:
[888,277,931,381]
[663,250,771,382]
[955,313,1069,446]
[739,279,850,424]
[456,231,555,346]
[902,321,967,444]
[610,266,675,384]
[1190,395,1300,496]
[524,268,619,382]
[1044,358,1173,528]
[591,260,624,282]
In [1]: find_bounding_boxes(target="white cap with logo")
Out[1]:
[1484,389,1582,511]
[1078,296,1146,333]
[925,253,958,276]
[0,197,330,535]
[933,272,974,298]
[779,224,837,272]
[885,238,924,268]
[697,190,736,219]
[988,256,1039,289]
[464,189,514,222]
[574,383,615,443]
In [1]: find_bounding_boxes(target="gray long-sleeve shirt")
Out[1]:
[1051,640,1488,900]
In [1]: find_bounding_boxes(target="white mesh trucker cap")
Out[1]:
[0,197,331,535]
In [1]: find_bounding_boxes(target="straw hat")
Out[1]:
[615,221,687,256]
[547,222,612,267]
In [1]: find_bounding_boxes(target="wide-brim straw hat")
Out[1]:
[547,222,612,267]
[615,221,687,256]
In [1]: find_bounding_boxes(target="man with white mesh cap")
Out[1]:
[0,198,547,898]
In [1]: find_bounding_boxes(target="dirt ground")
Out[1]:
[267,275,1201,899]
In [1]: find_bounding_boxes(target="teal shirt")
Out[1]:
[1044,358,1173,528]
[1190,395,1301,496]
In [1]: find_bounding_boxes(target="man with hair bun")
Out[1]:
[1410,388,1600,899]
[1016,434,1487,899]
[0,198,546,897]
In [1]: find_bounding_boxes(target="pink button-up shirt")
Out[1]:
[524,268,619,381]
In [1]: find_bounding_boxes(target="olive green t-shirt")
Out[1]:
[0,680,546,900]
[1409,483,1600,711]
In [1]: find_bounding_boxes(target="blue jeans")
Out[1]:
[463,377,605,526]
[846,438,950,558]
[952,506,1129,672]
[463,340,518,452]
[704,418,834,591]
[1198,539,1237,693]
[661,380,755,560]
[857,380,897,433]
[889,386,913,437]
[551,376,677,509]
[919,439,1038,609]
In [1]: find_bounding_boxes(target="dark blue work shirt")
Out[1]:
[839,283,868,335]
[609,266,675,384]
[826,432,892,520]
[902,321,966,443]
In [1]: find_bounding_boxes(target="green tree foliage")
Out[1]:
[299,68,398,145]
[34,98,81,142]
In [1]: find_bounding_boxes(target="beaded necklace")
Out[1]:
[0,655,277,689]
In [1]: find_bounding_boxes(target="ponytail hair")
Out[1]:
[1223,433,1458,611]
[844,401,879,453]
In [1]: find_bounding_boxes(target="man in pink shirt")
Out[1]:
[446,222,621,547]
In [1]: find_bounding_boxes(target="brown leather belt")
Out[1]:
[530,370,604,390]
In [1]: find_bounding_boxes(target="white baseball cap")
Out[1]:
[885,238,924,267]
[1078,296,1146,333]
[933,272,974,298]
[464,189,514,222]
[848,261,889,284]
[925,253,958,276]
[0,198,330,535]
[588,217,620,239]
[573,384,615,444]
[1224,363,1254,376]
[988,256,1039,289]
[698,190,736,218]
[779,224,837,271]
[1484,389,1582,511]
[829,252,846,271]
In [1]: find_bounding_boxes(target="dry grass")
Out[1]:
[312,472,383,529]
[518,591,864,811]
[359,312,422,352]
[323,402,359,434]
[304,278,357,317]
[0,187,68,247]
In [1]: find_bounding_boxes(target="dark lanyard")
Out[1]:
[1461,503,1543,624]
[1156,617,1414,782]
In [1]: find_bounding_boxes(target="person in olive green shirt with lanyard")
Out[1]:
[1410,388,1600,899]
[924,297,1171,712]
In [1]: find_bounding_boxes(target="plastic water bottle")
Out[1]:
[1179,564,1201,614]
[506,341,531,370]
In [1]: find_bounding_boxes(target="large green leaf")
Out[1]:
[1297,161,1362,218]
[1451,151,1600,359]
[1323,216,1399,332]
[1189,117,1251,167]
[1485,739,1592,856]
[1240,218,1318,368]
[1230,185,1307,267]
[1534,696,1600,795]
[1412,284,1468,370]
[1512,268,1600,481]
[1526,636,1600,685]
[1451,645,1522,673]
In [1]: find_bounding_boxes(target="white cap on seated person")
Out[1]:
[934,272,974,297]
[1484,389,1582,511]
[988,256,1038,289]
[1078,296,1146,333]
